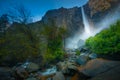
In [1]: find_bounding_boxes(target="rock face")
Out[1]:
[41,7,84,36]
[84,0,120,28]
[88,0,119,16]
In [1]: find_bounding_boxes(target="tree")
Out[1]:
[8,4,32,24]
[0,14,10,38]
[0,22,41,63]
[0,14,9,33]
[41,23,66,63]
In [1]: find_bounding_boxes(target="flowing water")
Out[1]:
[41,66,57,76]
[80,7,94,40]
[81,7,91,35]
[65,7,94,49]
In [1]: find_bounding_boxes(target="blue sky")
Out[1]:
[0,0,88,21]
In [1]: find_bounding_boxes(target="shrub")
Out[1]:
[85,20,120,55]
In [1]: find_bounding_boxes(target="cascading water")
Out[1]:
[81,7,91,34]
[65,7,93,49]
[80,7,94,40]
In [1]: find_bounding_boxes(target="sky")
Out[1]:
[0,0,88,22]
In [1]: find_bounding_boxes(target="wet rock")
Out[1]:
[57,61,77,74]
[42,66,57,76]
[76,54,89,65]
[79,46,89,53]
[57,61,78,76]
[89,53,97,59]
[79,58,120,77]
[53,72,65,80]
[26,62,40,73]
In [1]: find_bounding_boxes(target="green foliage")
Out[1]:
[0,23,40,62]
[76,50,81,56]
[0,21,67,67]
[86,20,120,55]
[0,18,66,65]
[41,23,66,63]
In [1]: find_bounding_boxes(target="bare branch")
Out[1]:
[8,4,33,24]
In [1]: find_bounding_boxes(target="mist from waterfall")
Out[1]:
[65,5,120,49]
[65,7,94,49]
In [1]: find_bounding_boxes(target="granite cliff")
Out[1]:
[41,7,84,36]
[38,0,120,36]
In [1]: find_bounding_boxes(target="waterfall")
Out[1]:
[81,7,91,34]
[65,6,120,49]
[65,6,93,49]
[80,7,94,40]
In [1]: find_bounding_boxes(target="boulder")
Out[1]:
[26,62,40,73]
[79,46,89,53]
[89,65,120,80]
[53,72,65,80]
[79,58,120,77]
[57,61,77,74]
[13,66,28,79]
[89,53,97,59]
[76,54,89,65]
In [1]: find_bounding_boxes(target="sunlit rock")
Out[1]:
[79,58,120,77]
